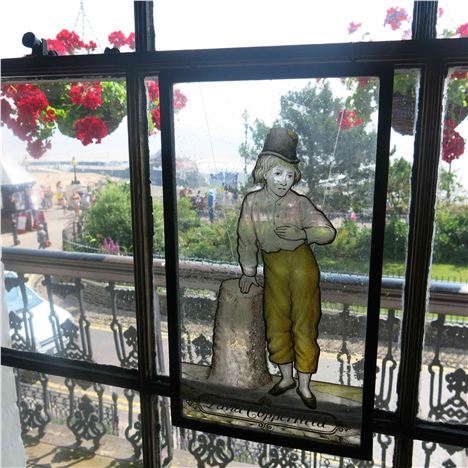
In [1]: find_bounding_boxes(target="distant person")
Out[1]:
[44,186,53,209]
[207,188,216,223]
[71,192,81,216]
[56,181,65,206]
[37,224,47,249]
[81,191,90,210]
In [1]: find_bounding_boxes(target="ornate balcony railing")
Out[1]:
[2,247,467,466]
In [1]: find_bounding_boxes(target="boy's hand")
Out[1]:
[275,224,306,241]
[239,274,258,294]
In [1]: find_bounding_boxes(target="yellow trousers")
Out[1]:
[262,244,321,374]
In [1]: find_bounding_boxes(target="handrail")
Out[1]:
[2,247,467,315]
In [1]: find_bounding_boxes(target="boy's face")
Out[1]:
[265,165,295,197]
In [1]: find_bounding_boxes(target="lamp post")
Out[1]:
[71,157,80,185]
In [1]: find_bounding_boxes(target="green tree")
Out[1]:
[386,156,411,218]
[240,82,377,213]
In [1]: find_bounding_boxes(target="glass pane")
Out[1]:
[4,368,142,465]
[0,0,135,59]
[145,77,187,376]
[172,77,381,447]
[437,1,468,39]
[2,265,142,368]
[154,1,414,50]
[375,69,420,413]
[159,397,394,466]
[1,79,131,255]
[413,440,467,467]
[418,66,468,425]
[1,78,150,368]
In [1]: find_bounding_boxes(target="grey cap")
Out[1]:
[258,127,300,164]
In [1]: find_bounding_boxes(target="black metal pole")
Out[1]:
[11,214,20,246]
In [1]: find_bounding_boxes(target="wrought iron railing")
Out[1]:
[2,247,467,466]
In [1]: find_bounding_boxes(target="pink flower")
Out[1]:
[384,7,409,31]
[101,237,120,255]
[174,88,188,110]
[348,22,362,35]
[456,23,468,38]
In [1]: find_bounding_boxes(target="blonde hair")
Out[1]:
[252,155,301,185]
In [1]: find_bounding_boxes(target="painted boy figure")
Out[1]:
[237,127,336,409]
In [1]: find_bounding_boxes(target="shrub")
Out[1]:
[383,216,408,263]
[433,204,468,265]
[82,182,133,254]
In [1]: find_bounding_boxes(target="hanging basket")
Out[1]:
[391,92,417,136]
[392,92,468,136]
[445,101,468,127]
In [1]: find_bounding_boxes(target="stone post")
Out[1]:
[208,278,272,389]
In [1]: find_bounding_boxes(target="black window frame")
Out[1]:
[2,1,468,466]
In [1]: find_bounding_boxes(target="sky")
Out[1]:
[1,0,467,187]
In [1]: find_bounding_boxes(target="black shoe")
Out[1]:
[296,388,317,409]
[268,381,296,396]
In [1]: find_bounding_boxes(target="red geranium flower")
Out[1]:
[1,98,13,124]
[26,139,51,159]
[357,77,370,87]
[450,71,468,80]
[337,109,364,130]
[41,108,57,123]
[146,80,160,102]
[108,31,127,48]
[127,32,135,50]
[442,120,465,163]
[46,38,68,55]
[74,116,108,145]
[84,40,97,50]
[47,30,96,55]
[151,108,161,130]
[70,82,103,110]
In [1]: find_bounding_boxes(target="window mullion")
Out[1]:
[411,0,438,40]
[134,0,155,52]
[394,59,446,467]
[126,71,159,464]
